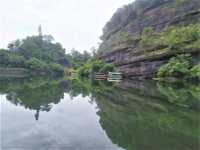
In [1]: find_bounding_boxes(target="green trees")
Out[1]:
[78,59,116,77]
[0,34,67,76]
[26,58,48,70]
[67,49,92,69]
[100,63,115,73]
[49,63,64,76]
[17,35,67,64]
[0,50,26,67]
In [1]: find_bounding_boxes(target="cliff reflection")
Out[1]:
[68,78,200,150]
[1,77,199,150]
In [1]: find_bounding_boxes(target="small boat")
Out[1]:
[107,72,122,81]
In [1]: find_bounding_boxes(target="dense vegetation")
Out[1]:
[0,33,114,78]
[64,48,116,78]
[157,54,200,80]
[78,59,116,77]
[66,49,92,69]
[140,24,200,50]
[0,34,70,76]
[140,24,200,80]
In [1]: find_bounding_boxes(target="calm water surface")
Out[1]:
[0,78,200,150]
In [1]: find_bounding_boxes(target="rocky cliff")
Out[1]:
[99,0,200,79]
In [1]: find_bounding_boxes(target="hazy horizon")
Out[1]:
[0,0,133,53]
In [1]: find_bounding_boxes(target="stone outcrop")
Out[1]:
[99,0,200,79]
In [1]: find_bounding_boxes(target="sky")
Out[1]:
[0,0,133,53]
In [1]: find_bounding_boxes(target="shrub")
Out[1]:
[77,59,116,77]
[100,63,115,73]
[140,24,200,50]
[160,24,200,49]
[26,58,48,70]
[8,54,26,67]
[91,60,105,73]
[140,27,156,47]
[78,64,91,77]
[157,54,192,78]
[49,63,64,75]
[0,50,26,67]
[190,64,200,79]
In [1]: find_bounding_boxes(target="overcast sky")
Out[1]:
[0,0,133,53]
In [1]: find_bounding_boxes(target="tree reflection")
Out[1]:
[0,77,69,120]
[1,77,199,150]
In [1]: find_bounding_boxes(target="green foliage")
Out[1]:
[157,54,200,80]
[67,49,92,69]
[26,58,48,70]
[190,64,200,79]
[78,65,91,77]
[78,59,115,77]
[49,63,64,76]
[1,34,70,76]
[6,35,69,67]
[157,54,192,78]
[20,35,66,64]
[140,24,200,50]
[0,50,26,67]
[78,60,103,77]
[162,24,200,49]
[91,60,105,73]
[157,82,200,108]
[100,63,115,73]
[140,27,156,47]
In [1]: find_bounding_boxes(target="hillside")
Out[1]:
[99,0,200,79]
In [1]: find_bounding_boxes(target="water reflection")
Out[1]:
[0,78,69,121]
[0,77,200,150]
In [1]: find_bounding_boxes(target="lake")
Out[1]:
[0,77,200,150]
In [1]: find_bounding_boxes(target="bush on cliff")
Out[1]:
[157,54,200,80]
[157,54,192,78]
[163,24,200,49]
[140,24,200,50]
[190,64,200,80]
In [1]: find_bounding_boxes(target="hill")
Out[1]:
[99,0,200,79]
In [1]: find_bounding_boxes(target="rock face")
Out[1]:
[99,0,200,78]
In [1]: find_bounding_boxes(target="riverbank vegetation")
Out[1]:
[78,59,116,77]
[157,54,200,81]
[64,49,116,78]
